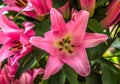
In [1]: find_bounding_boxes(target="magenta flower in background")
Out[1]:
[3,0,28,7]
[79,0,96,17]
[1,0,51,20]
[0,58,44,84]
[100,0,120,28]
[0,15,35,65]
[30,8,108,79]
[57,0,70,19]
[31,0,52,16]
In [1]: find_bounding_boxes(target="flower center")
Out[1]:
[15,0,27,7]
[57,36,75,54]
[9,41,22,52]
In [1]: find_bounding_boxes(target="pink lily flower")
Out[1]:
[0,58,44,84]
[79,0,96,17]
[31,0,52,16]
[0,15,35,65]
[100,0,120,28]
[30,8,108,79]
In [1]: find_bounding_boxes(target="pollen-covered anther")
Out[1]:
[9,41,22,51]
[9,45,22,51]
[15,0,27,7]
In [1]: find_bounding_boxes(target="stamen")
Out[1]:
[59,48,63,51]
[64,45,70,50]
[12,41,20,44]
[9,45,22,51]
[71,45,76,47]
[15,0,27,7]
[9,41,22,51]
[58,41,64,46]
[68,50,73,54]
[57,36,75,54]
[68,40,71,43]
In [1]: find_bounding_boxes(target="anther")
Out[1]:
[68,50,73,54]
[71,45,76,47]
[68,40,71,43]
[12,41,20,44]
[58,41,63,46]
[59,48,63,51]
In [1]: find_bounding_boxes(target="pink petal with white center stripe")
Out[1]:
[0,15,23,34]
[50,8,65,31]
[30,36,59,56]
[61,47,90,76]
[81,33,108,48]
[67,10,89,41]
[43,56,64,79]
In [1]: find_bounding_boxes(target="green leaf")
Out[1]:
[97,58,120,84]
[15,52,37,79]
[87,43,107,60]
[88,19,103,33]
[87,38,114,60]
[15,48,46,79]
[70,0,79,9]
[33,18,51,36]
[96,0,109,8]
[52,0,67,8]
[0,1,3,5]
[48,71,66,84]
[101,64,117,84]
[62,65,79,84]
[111,38,120,49]
[86,72,102,84]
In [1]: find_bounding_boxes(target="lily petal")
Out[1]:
[81,33,108,48]
[80,0,96,17]
[32,68,44,79]
[68,10,89,41]
[100,0,120,28]
[22,22,35,34]
[0,6,38,19]
[50,8,65,31]
[30,36,58,55]
[57,0,70,19]
[31,0,52,16]
[0,15,22,34]
[0,31,10,44]
[61,47,90,76]
[43,56,64,79]
[2,0,16,6]
[0,45,13,62]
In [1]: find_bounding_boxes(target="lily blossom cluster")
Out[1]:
[0,58,44,84]
[0,15,35,65]
[0,0,119,84]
